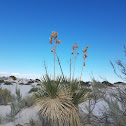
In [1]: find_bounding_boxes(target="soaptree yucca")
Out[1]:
[35,31,90,126]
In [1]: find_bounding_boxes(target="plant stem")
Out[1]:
[72,49,76,81]
[80,65,84,83]
[44,59,48,76]
[55,52,65,80]
[54,39,55,80]
[70,57,71,82]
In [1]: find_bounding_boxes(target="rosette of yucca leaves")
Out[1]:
[35,75,82,126]
[69,80,91,106]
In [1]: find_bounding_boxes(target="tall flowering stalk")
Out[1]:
[80,45,89,82]
[49,31,61,80]
[72,42,79,81]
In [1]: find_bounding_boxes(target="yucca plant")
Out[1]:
[35,75,82,126]
[35,32,91,126]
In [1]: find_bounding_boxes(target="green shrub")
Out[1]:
[10,89,22,118]
[0,88,13,105]
[4,81,12,85]
[16,94,36,109]
[29,87,38,93]
[22,94,36,107]
[9,76,17,80]
[0,79,4,83]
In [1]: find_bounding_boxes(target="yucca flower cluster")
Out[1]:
[49,31,61,80]
[72,42,79,55]
[49,31,61,52]
[82,45,89,66]
[72,42,79,80]
[79,45,89,82]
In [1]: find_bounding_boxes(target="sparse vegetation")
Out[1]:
[10,89,23,118]
[4,81,12,85]
[0,79,4,83]
[10,89,36,120]
[2,31,126,126]
[0,88,13,105]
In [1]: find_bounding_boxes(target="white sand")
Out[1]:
[0,105,42,126]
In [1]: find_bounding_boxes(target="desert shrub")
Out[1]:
[0,79,4,83]
[9,76,17,80]
[11,102,16,118]
[22,94,36,107]
[82,79,108,125]
[29,87,38,93]
[4,81,12,85]
[89,79,126,125]
[104,87,126,126]
[108,44,126,125]
[0,88,13,105]
[11,89,36,119]
[10,89,23,118]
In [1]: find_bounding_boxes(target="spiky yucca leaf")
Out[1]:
[70,80,91,106]
[36,75,61,99]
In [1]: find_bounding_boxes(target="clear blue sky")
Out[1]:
[0,0,126,83]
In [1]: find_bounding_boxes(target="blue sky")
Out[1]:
[0,0,126,83]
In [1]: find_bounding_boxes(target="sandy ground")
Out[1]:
[0,105,42,126]
[0,79,126,126]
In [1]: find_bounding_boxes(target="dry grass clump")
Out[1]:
[36,94,81,126]
[35,76,82,126]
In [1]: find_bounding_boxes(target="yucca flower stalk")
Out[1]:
[71,42,79,81]
[79,45,89,83]
[49,31,61,80]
